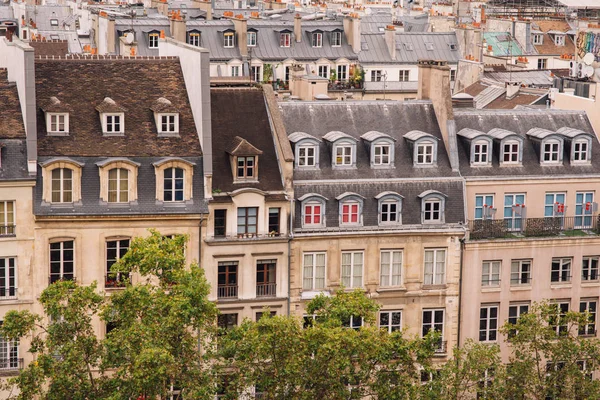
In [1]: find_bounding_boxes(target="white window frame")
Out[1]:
[334,143,354,167]
[224,32,235,48]
[51,168,73,203]
[379,198,401,225]
[47,113,69,134]
[317,65,329,79]
[163,167,184,202]
[501,139,521,164]
[106,238,130,286]
[312,32,323,48]
[0,201,15,236]
[481,260,500,287]
[424,248,446,285]
[280,32,291,47]
[422,196,444,223]
[49,239,75,284]
[341,251,363,288]
[343,315,363,330]
[373,143,391,166]
[251,66,261,82]
[579,299,597,336]
[0,257,17,299]
[0,331,19,371]
[158,113,179,134]
[148,33,159,49]
[582,256,599,282]
[422,309,445,349]
[331,31,342,47]
[533,33,543,45]
[538,58,547,69]
[337,65,348,80]
[474,194,495,220]
[549,302,569,335]
[554,34,565,46]
[551,257,571,284]
[415,141,435,165]
[302,252,326,291]
[380,250,402,287]
[188,31,200,46]
[472,139,491,166]
[302,199,325,228]
[371,70,382,82]
[107,168,129,203]
[103,113,124,134]
[231,65,240,77]
[340,200,361,226]
[572,138,591,163]
[399,70,409,82]
[542,138,562,164]
[508,303,530,337]
[247,31,257,47]
[510,259,531,286]
[297,144,318,168]
[379,310,402,333]
[479,305,499,342]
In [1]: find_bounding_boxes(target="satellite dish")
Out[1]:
[583,65,595,78]
[583,53,594,66]
[124,32,134,44]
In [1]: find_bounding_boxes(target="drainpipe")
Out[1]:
[457,233,466,348]
[198,216,204,268]
[287,197,294,316]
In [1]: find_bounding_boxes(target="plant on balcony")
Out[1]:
[524,217,562,237]
[263,63,273,83]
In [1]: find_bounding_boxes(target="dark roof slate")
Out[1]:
[0,81,26,139]
[0,139,32,181]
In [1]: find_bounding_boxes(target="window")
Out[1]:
[380,199,400,224]
[303,252,326,291]
[218,313,238,331]
[340,201,360,225]
[256,260,276,297]
[148,33,159,48]
[342,315,363,330]
[399,70,409,82]
[164,167,184,202]
[341,251,363,288]
[317,65,329,79]
[297,145,317,167]
[268,208,280,234]
[312,32,322,47]
[231,65,240,77]
[104,114,123,134]
[218,261,238,298]
[416,141,434,165]
[542,139,561,163]
[424,249,446,285]
[256,311,276,321]
[285,66,290,81]
[49,240,74,284]
[108,168,129,203]
[371,70,382,82]
[537,58,547,69]
[236,156,255,179]
[0,258,16,298]
[504,194,525,231]
[331,31,342,46]
[251,66,261,82]
[475,195,494,220]
[450,69,456,81]
[423,198,442,223]
[280,32,291,47]
[337,65,348,80]
[533,33,543,45]
[472,140,490,165]
[188,31,200,46]
[51,168,73,203]
[106,239,130,287]
[579,300,596,336]
[303,201,323,227]
[508,303,529,337]
[158,114,178,134]
[0,328,18,371]
[582,256,599,281]
[502,140,520,163]
[549,302,569,335]
[214,209,227,237]
[224,32,234,48]
[479,305,498,342]
[247,31,257,47]
[50,18,58,26]
[481,261,500,287]
[373,143,391,165]
[422,309,444,351]
[334,144,353,166]
[554,34,565,46]
[575,192,594,228]
[47,113,68,133]
[237,207,257,235]
[380,250,402,287]
[0,201,15,236]
[551,258,571,284]
[510,260,531,285]
[572,138,590,163]
[379,311,401,333]
[545,192,565,217]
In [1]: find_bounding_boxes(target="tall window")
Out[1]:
[502,140,519,163]
[164,167,184,202]
[510,260,531,285]
[380,250,402,287]
[533,34,543,45]
[423,198,442,222]
[416,142,434,165]
[312,32,322,47]
[0,258,16,298]
[247,31,257,47]
[551,258,571,284]
[108,168,129,203]
[341,201,360,224]
[379,311,401,333]
[341,251,363,288]
[331,31,342,46]
[298,145,316,167]
[268,208,280,234]
[49,240,74,284]
[537,58,547,69]
[472,140,489,165]
[554,34,565,46]
[231,66,240,77]
[545,193,565,217]
[218,261,238,299]
[280,32,291,47]
[303,201,323,227]
[0,201,15,236]
[399,70,409,82]
[335,145,353,166]
[504,194,525,231]
[188,32,200,46]
[214,210,227,237]
[106,239,130,287]
[479,305,498,342]
[579,300,597,336]
[224,32,234,48]
[380,200,400,224]
[0,328,19,371]
[256,260,276,297]
[575,192,594,228]
[373,144,391,165]
[481,261,500,287]
[582,256,599,281]
[475,195,494,220]
[159,115,177,133]
[573,139,589,162]
[104,114,123,134]
[218,313,238,331]
[236,156,255,179]
[424,249,446,285]
[508,303,529,337]
[251,66,261,82]
[371,70,382,82]
[317,65,328,79]
[237,207,257,235]
[549,302,569,336]
[337,65,348,80]
[48,114,67,133]
[51,168,73,203]
[149,33,159,48]
[303,252,326,291]
[422,309,444,351]
[542,139,560,163]
[342,315,363,330]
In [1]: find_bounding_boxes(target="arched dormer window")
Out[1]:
[488,128,523,166]
[153,158,196,202]
[95,158,140,204]
[419,190,447,224]
[299,193,327,228]
[336,192,364,227]
[289,132,321,168]
[361,131,395,168]
[40,158,85,204]
[541,137,563,164]
[323,131,357,168]
[375,191,403,225]
[404,131,438,167]
[472,137,492,166]
[572,136,592,164]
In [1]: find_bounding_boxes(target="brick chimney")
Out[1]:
[294,13,302,43]
[169,11,187,42]
[343,13,361,54]
[384,25,396,60]
[232,15,248,57]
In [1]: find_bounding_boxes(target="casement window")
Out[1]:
[47,113,68,134]
[510,260,531,285]
[551,258,571,284]
[423,197,443,223]
[399,70,409,82]
[504,194,525,231]
[508,303,529,337]
[187,31,200,46]
[217,313,238,331]
[450,69,456,81]
[317,65,329,79]
[247,31,257,47]
[575,192,594,228]
[337,65,348,80]
[50,18,58,26]
[554,34,565,46]
[479,305,499,342]
[163,167,184,202]
[0,328,19,371]
[236,156,255,179]
[214,210,227,237]
[231,65,240,77]
[251,66,261,82]
[303,201,324,227]
[297,145,317,167]
[424,249,446,285]
[335,145,353,166]
[416,141,435,165]
[237,207,258,235]
[582,256,599,281]
[371,70,382,82]
[108,168,129,203]
[268,208,280,234]
[331,31,342,46]
[481,261,500,287]
[502,140,520,164]
[51,168,73,203]
[379,198,401,225]
[106,239,130,287]
[49,240,74,284]
[533,33,543,45]
[280,32,291,47]
[340,201,360,225]
[542,139,561,163]
[342,315,363,330]
[312,32,322,47]
[158,114,178,134]
[549,302,569,335]
[545,192,566,218]
[422,309,444,351]
[472,139,490,165]
[104,114,124,134]
[303,252,326,291]
[223,32,234,48]
[218,261,238,299]
[148,33,159,48]
[579,300,597,336]
[475,195,494,220]
[373,143,391,165]
[0,258,16,298]
[285,66,290,82]
[379,311,401,333]
[537,58,547,69]
[0,201,15,236]
[341,251,363,288]
[256,260,276,297]
[380,250,402,287]
[256,311,277,321]
[572,138,590,163]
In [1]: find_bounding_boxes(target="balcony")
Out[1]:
[207,232,285,242]
[0,358,23,375]
[48,275,75,285]
[328,81,363,91]
[218,284,238,299]
[256,283,276,297]
[434,340,448,355]
[105,273,129,289]
[468,216,600,240]
[0,225,15,237]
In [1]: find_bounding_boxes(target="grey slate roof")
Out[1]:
[454,109,600,177]
[0,140,32,181]
[34,156,207,216]
[359,32,461,64]
[114,18,171,56]
[26,5,73,31]
[185,20,240,61]
[484,70,555,87]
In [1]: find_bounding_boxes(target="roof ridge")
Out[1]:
[34,55,180,61]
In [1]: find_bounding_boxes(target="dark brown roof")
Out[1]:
[485,92,542,109]
[462,81,488,97]
[0,74,26,139]
[40,96,73,112]
[150,97,179,113]
[211,88,284,193]
[226,136,263,156]
[35,58,202,157]
[29,40,69,57]
[95,97,127,113]
[533,20,575,56]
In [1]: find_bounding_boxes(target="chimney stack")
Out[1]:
[506,81,520,99]
[232,15,248,57]
[384,25,396,60]
[193,0,213,20]
[169,11,187,42]
[294,13,302,43]
[343,13,361,54]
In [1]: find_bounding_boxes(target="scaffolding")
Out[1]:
[485,0,568,19]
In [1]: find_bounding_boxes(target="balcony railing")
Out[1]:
[105,273,129,288]
[468,216,600,240]
[328,81,363,91]
[208,232,285,241]
[0,225,15,237]
[256,283,276,297]
[218,284,238,299]
[0,358,23,371]
[434,340,448,354]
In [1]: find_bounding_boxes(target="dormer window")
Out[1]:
[336,193,364,227]
[331,31,342,47]
[151,98,180,137]
[247,30,257,47]
[187,30,201,46]
[50,19,58,27]
[312,32,322,48]
[472,139,492,166]
[289,132,321,169]
[417,141,434,165]
[148,31,160,49]
[361,131,395,168]
[96,98,126,136]
[533,33,543,45]
[373,143,391,165]
[227,136,262,183]
[572,138,591,163]
[419,190,446,224]
[376,192,403,225]
[404,131,438,167]
[153,158,195,203]
[526,128,564,165]
[159,114,178,134]
[542,139,561,164]
[299,193,327,228]
[335,144,353,166]
[237,156,255,179]
[41,158,84,204]
[96,158,139,204]
[502,140,520,163]
[47,113,69,134]
[323,131,357,168]
[280,32,291,47]
[224,31,234,48]
[554,34,565,46]
[52,168,73,203]
[105,114,123,134]
[298,145,316,167]
[108,168,129,203]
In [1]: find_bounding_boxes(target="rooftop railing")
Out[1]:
[468,216,600,240]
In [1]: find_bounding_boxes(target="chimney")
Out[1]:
[506,81,520,99]
[232,15,248,57]
[193,0,213,20]
[417,60,459,172]
[294,13,301,43]
[98,12,116,54]
[343,13,361,54]
[384,25,396,60]
[169,11,187,42]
